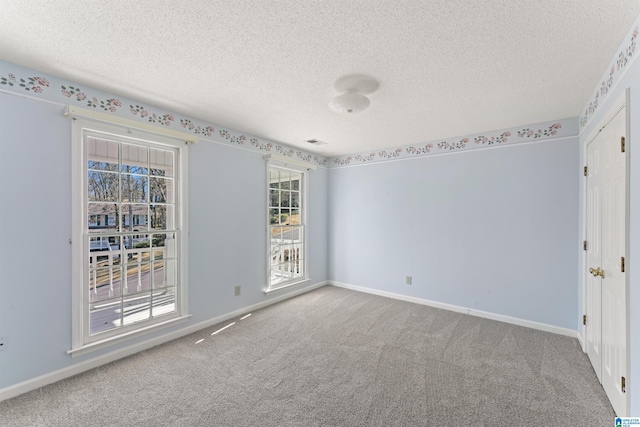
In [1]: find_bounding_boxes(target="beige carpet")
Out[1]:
[0,285,615,426]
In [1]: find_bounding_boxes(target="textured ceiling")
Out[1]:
[1,0,639,157]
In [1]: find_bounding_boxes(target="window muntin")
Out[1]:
[82,131,181,342]
[268,166,306,289]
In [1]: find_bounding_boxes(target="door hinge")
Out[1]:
[583,314,587,326]
[584,166,588,176]
[583,240,587,251]
[621,256,625,273]
[621,136,626,153]
[622,376,626,393]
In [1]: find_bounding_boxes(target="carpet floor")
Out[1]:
[0,285,615,426]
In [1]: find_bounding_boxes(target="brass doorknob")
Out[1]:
[589,267,605,278]
[589,267,595,275]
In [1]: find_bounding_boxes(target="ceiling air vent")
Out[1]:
[306,139,327,146]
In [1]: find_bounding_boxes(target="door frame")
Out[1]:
[580,88,630,415]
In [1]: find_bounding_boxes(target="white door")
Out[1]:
[585,105,627,416]
[585,132,602,380]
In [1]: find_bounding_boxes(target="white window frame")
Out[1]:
[265,155,314,293]
[69,112,193,356]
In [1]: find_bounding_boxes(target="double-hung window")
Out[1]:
[70,116,190,355]
[267,161,309,291]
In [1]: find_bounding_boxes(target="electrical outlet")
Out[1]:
[406,276,412,285]
[235,286,241,296]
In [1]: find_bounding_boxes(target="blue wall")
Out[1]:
[0,92,328,388]
[188,140,329,323]
[1,47,638,414]
[329,139,580,329]
[0,94,74,386]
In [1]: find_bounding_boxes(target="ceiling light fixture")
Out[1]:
[306,139,328,146]
[329,74,379,114]
[330,91,370,114]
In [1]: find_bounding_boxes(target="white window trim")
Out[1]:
[63,105,198,144]
[264,155,313,293]
[68,113,191,356]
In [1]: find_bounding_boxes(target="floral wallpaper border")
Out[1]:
[579,19,640,130]
[0,60,582,170]
[0,60,328,167]
[329,121,575,168]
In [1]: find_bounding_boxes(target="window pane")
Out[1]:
[289,209,300,225]
[153,259,177,289]
[122,292,151,326]
[152,260,166,288]
[152,287,176,317]
[291,176,300,191]
[88,204,118,232]
[153,232,178,259]
[282,244,293,263]
[87,137,119,170]
[89,266,123,302]
[89,234,120,260]
[269,208,279,225]
[269,169,279,189]
[89,235,120,255]
[124,262,152,294]
[123,236,151,294]
[150,205,174,230]
[280,171,290,189]
[90,298,122,335]
[269,189,279,208]
[121,144,148,174]
[150,177,173,203]
[272,263,288,284]
[152,233,167,260]
[121,204,148,231]
[88,241,122,301]
[152,233,177,259]
[280,190,290,208]
[150,148,174,177]
[123,234,149,250]
[291,191,300,208]
[123,235,150,290]
[121,175,148,203]
[271,226,283,240]
[87,170,119,201]
[279,211,289,225]
[88,160,119,172]
[283,225,302,241]
[88,249,121,278]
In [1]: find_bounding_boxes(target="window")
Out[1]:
[268,165,307,290]
[71,117,190,355]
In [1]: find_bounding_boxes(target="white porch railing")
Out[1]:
[88,238,175,301]
[270,239,303,284]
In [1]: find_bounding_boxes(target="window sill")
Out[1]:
[67,314,192,358]
[264,279,310,295]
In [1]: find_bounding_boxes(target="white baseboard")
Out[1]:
[329,281,580,339]
[577,330,585,352]
[0,281,327,402]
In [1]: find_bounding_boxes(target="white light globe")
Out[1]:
[329,92,370,114]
